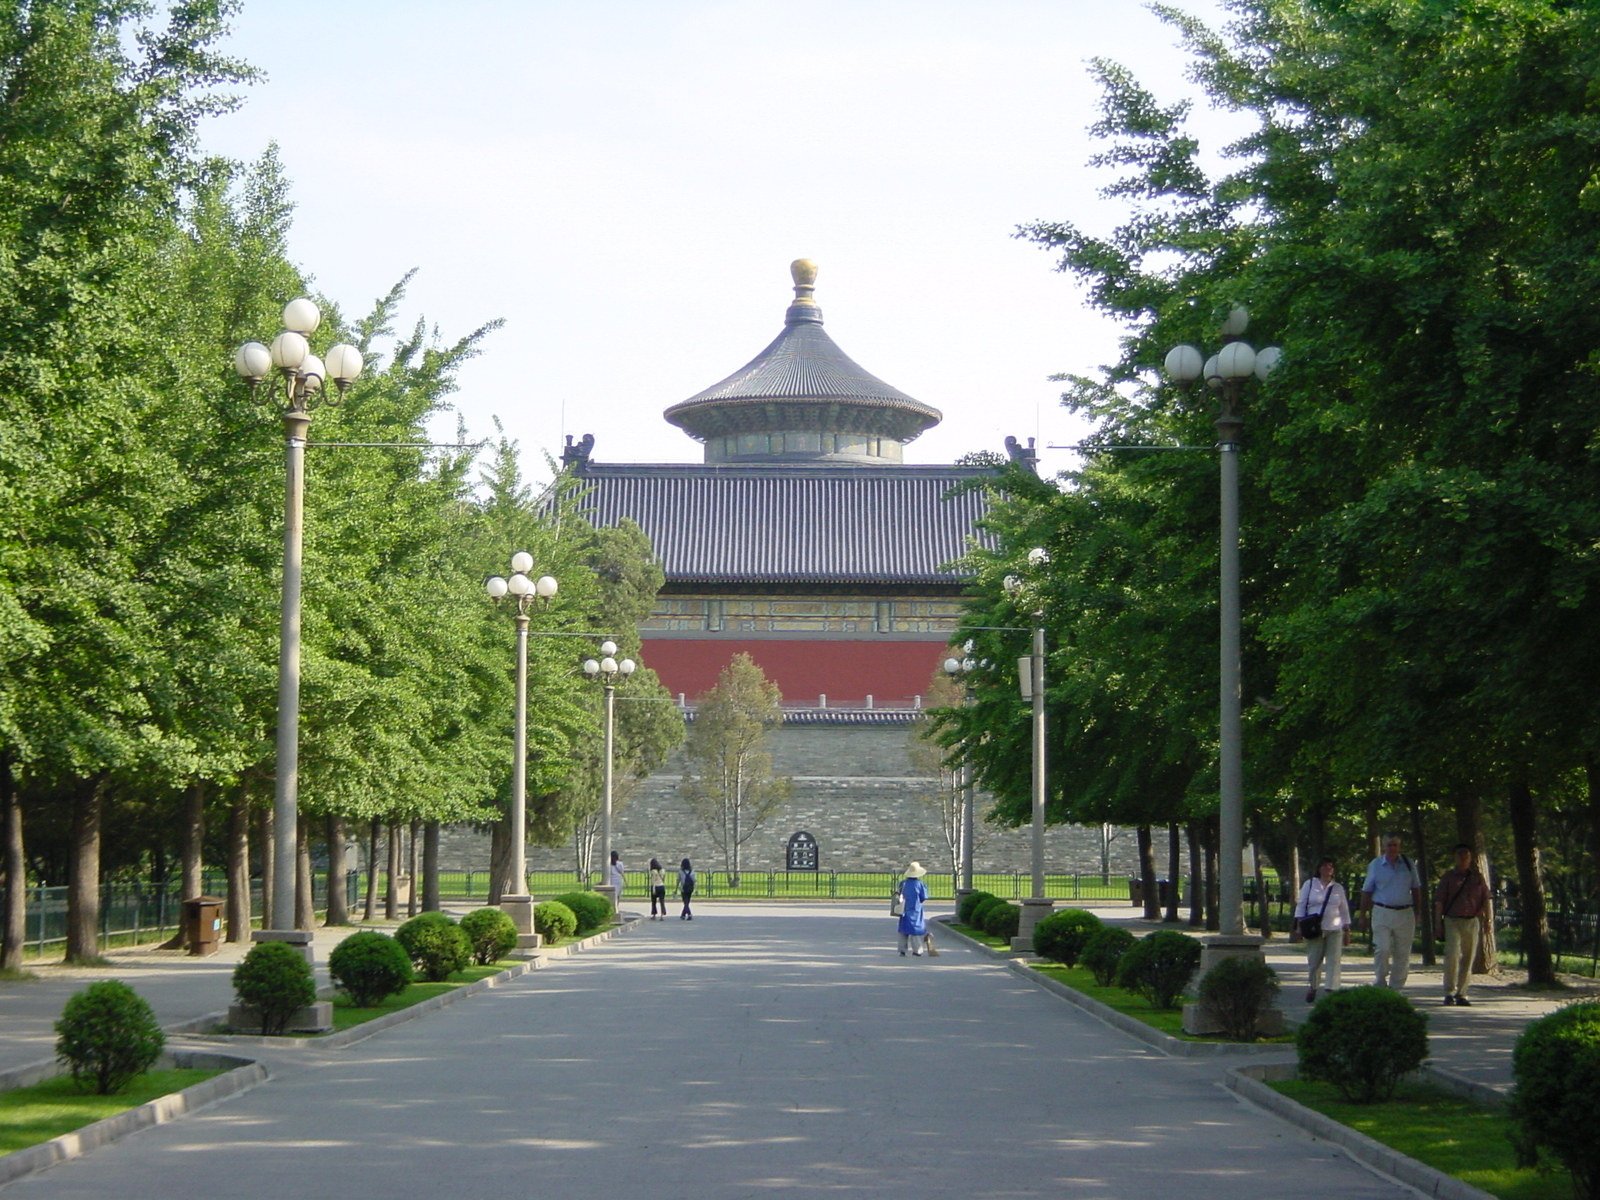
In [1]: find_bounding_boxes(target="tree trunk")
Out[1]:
[1202,817,1219,932]
[1250,827,1272,939]
[159,778,208,951]
[363,819,380,922]
[295,818,314,930]
[1164,824,1181,922]
[407,819,420,917]
[385,820,400,921]
[2,759,26,971]
[422,821,441,912]
[1454,789,1499,973]
[1185,822,1204,927]
[1506,770,1556,985]
[488,819,507,906]
[1136,826,1159,920]
[65,775,106,964]
[226,800,250,942]
[1288,837,1302,928]
[1410,801,1435,966]
[257,807,274,931]
[324,814,349,926]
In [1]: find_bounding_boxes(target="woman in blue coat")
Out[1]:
[897,862,929,956]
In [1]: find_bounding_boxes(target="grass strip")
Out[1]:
[329,960,522,1031]
[1269,1079,1572,1200]
[0,1069,223,1157]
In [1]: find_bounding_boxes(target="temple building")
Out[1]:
[502,261,1133,879]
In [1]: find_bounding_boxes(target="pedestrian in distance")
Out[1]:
[609,849,625,902]
[895,862,929,956]
[1293,857,1351,1003]
[1360,833,1423,990]
[678,858,696,920]
[1435,843,1491,1006]
[648,858,667,920]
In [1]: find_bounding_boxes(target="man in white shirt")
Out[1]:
[1360,834,1423,990]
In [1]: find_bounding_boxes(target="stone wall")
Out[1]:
[436,723,1142,880]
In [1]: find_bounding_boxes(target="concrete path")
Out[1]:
[3,903,1413,1200]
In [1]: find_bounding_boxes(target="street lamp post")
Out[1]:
[942,651,977,896]
[485,554,558,946]
[1163,308,1280,946]
[234,300,363,954]
[1005,550,1054,950]
[583,643,635,914]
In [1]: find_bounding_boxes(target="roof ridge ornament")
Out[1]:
[786,258,822,326]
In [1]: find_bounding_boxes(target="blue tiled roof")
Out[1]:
[573,463,995,584]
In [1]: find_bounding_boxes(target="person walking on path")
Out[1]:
[895,862,929,956]
[677,858,696,920]
[648,858,668,920]
[1361,833,1422,990]
[609,850,626,903]
[1294,857,1351,1002]
[1435,843,1492,1006]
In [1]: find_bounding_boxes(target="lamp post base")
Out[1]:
[594,884,619,918]
[251,928,314,967]
[1010,897,1056,952]
[1181,933,1283,1036]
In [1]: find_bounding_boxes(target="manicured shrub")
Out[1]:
[459,907,519,966]
[981,901,1021,942]
[54,981,165,1094]
[534,900,578,943]
[1116,930,1203,1009]
[233,941,316,1036]
[552,891,613,936]
[1082,927,1136,987]
[957,890,997,925]
[1197,954,1280,1042]
[328,931,413,1007]
[1508,1001,1600,1198]
[395,912,472,982]
[1296,985,1428,1103]
[968,896,1004,932]
[1032,909,1103,966]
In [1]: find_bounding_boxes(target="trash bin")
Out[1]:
[182,896,223,957]
[1128,878,1144,905]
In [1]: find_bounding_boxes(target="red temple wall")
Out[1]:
[640,638,949,707]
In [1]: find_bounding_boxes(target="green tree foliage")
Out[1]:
[54,981,166,1094]
[680,653,790,885]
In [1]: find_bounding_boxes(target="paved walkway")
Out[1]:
[5,903,1418,1200]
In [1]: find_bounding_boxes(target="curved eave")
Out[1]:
[665,398,940,441]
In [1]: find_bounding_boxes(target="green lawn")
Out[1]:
[0,1069,222,1156]
[1029,962,1194,1038]
[328,960,522,1031]
[1270,1079,1573,1200]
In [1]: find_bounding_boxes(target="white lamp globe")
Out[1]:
[600,656,618,674]
[1028,547,1050,566]
[619,659,636,675]
[297,354,325,390]
[233,341,271,381]
[510,551,534,574]
[1216,341,1257,379]
[1163,344,1204,382]
[962,657,977,672]
[534,575,558,598]
[325,343,363,385]
[485,576,508,598]
[944,658,961,674]
[269,330,309,371]
[1003,574,1022,593]
[1221,305,1250,336]
[282,297,321,335]
[599,641,618,657]
[1254,346,1282,380]
[506,573,533,597]
[583,659,601,676]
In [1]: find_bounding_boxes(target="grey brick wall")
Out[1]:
[436,724,1142,879]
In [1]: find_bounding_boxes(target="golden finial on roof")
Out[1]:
[790,258,818,306]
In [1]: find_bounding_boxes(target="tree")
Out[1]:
[680,654,790,886]
[909,670,969,889]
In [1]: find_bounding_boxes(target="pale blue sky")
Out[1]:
[199,1,1242,480]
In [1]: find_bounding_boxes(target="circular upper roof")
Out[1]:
[664,261,942,448]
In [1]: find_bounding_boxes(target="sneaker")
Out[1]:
[1443,994,1457,1005]
[900,950,907,956]
[1305,990,1316,1004]
[1455,996,1471,1007]
[913,951,923,957]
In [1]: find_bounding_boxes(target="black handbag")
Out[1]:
[1299,882,1334,939]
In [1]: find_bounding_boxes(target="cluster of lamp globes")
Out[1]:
[1002,547,1052,595]
[583,642,636,681]
[1162,307,1281,387]
[232,298,365,398]
[484,552,559,604]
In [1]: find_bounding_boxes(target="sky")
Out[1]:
[197,0,1246,482]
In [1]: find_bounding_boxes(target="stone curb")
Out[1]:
[934,918,1281,1058]
[1223,1062,1499,1200]
[0,1049,265,1190]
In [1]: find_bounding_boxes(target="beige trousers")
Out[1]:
[1442,916,1481,996]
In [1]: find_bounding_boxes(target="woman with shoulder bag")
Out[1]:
[1295,857,1352,1003]
[895,862,929,957]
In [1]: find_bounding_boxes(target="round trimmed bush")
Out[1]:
[1508,1000,1600,1197]
[54,980,165,1094]
[395,912,472,982]
[1296,985,1428,1103]
[981,901,1021,942]
[459,907,519,965]
[1197,954,1280,1042]
[534,900,578,943]
[1032,908,1103,966]
[1082,926,1136,987]
[957,890,997,925]
[552,891,613,936]
[968,896,1005,931]
[233,941,316,1035]
[1116,929,1203,1009]
[328,931,413,1007]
